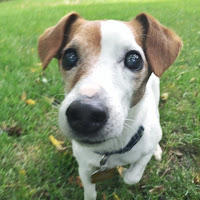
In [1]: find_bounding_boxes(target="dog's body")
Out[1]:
[38,12,182,200]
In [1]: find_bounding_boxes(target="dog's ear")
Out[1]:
[135,13,182,77]
[38,12,84,69]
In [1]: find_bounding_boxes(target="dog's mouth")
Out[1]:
[69,128,109,145]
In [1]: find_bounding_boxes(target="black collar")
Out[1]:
[97,126,144,157]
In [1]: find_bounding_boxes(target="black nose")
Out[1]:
[66,97,109,135]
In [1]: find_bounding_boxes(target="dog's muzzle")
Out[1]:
[66,96,109,136]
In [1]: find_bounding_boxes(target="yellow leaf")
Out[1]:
[113,192,120,200]
[49,135,64,146]
[25,99,36,105]
[19,169,26,175]
[161,93,169,101]
[179,65,187,69]
[49,135,67,151]
[30,66,42,73]
[117,166,124,176]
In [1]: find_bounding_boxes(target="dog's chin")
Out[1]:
[69,129,115,146]
[71,133,107,146]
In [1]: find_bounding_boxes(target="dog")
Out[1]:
[38,12,182,200]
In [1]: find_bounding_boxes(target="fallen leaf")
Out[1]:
[113,192,120,200]
[36,62,42,67]
[21,92,26,101]
[68,176,83,188]
[171,150,183,157]
[149,185,165,194]
[117,166,124,176]
[190,77,196,82]
[76,176,83,188]
[19,169,26,175]
[194,174,200,184]
[103,193,107,200]
[30,66,42,73]
[179,65,187,69]
[49,135,64,146]
[161,93,169,101]
[49,135,67,151]
[68,176,74,184]
[25,99,36,105]
[5,125,23,137]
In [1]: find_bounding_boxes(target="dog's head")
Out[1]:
[38,12,182,144]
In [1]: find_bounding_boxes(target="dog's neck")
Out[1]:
[96,125,144,157]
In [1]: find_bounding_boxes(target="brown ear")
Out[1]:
[135,13,183,77]
[38,12,84,69]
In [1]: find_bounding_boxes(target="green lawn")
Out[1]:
[0,0,200,199]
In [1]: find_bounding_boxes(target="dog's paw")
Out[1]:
[84,190,97,200]
[123,171,141,185]
[154,144,162,161]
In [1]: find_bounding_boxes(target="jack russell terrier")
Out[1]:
[38,12,182,200]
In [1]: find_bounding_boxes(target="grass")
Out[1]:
[0,0,200,199]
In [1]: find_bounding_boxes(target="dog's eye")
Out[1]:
[124,51,143,71]
[62,49,78,70]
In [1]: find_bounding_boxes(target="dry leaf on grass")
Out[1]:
[30,66,42,73]
[25,99,36,105]
[19,169,26,175]
[21,93,36,105]
[149,185,165,194]
[68,176,83,188]
[161,93,169,101]
[117,166,124,176]
[4,125,23,137]
[49,135,67,151]
[190,77,196,82]
[113,192,120,200]
[21,92,26,101]
[103,193,107,200]
[171,150,183,158]
[194,174,200,184]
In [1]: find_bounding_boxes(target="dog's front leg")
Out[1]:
[123,153,153,185]
[78,165,97,200]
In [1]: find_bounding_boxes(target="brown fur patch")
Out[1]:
[59,21,101,91]
[38,12,85,69]
[125,14,182,106]
[135,13,183,77]
[125,21,151,107]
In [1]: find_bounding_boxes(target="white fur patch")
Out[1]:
[79,83,101,97]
